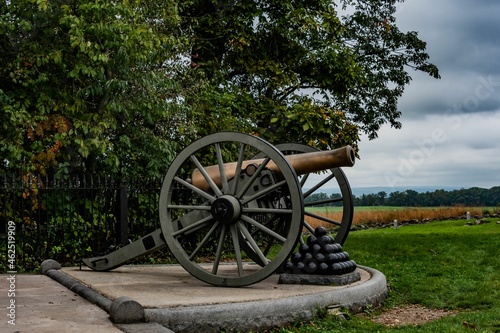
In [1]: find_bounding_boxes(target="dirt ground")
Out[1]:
[370,304,459,327]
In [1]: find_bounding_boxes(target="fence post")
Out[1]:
[117,180,129,245]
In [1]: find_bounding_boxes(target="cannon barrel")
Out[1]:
[191,145,355,190]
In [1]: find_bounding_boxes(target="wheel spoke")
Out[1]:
[188,221,221,260]
[173,176,215,202]
[299,173,310,188]
[190,154,223,197]
[215,143,230,193]
[302,222,315,235]
[167,204,212,211]
[237,221,269,265]
[236,156,271,198]
[303,173,336,198]
[304,196,343,207]
[231,143,246,194]
[245,213,279,238]
[230,225,244,276]
[242,207,292,214]
[240,179,288,205]
[305,211,342,226]
[240,214,287,243]
[212,224,227,275]
[172,215,214,237]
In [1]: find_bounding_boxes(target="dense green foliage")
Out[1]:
[181,0,439,145]
[266,219,500,332]
[2,0,179,177]
[1,0,439,178]
[0,0,247,178]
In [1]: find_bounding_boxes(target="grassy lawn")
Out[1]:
[266,218,500,332]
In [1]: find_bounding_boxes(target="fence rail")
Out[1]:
[0,173,162,272]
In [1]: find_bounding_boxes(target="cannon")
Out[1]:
[82,132,355,287]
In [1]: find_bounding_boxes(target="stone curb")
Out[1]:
[110,296,144,324]
[42,259,114,313]
[145,266,387,333]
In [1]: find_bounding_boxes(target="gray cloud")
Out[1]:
[394,0,500,116]
[348,111,500,189]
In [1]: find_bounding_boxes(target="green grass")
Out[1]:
[265,218,500,332]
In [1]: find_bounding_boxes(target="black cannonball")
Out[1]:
[284,261,295,274]
[331,263,342,275]
[318,234,333,246]
[303,252,313,261]
[299,243,310,254]
[315,252,326,262]
[311,243,322,255]
[318,262,329,275]
[333,243,343,252]
[339,261,347,274]
[291,252,302,264]
[303,261,318,274]
[296,261,305,273]
[314,226,328,237]
[326,253,339,264]
[323,243,340,254]
[345,260,357,273]
[307,235,318,246]
[337,251,350,261]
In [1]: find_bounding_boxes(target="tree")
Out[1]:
[180,0,439,149]
[376,191,387,206]
[339,0,440,139]
[180,0,361,150]
[0,0,247,178]
[1,0,439,177]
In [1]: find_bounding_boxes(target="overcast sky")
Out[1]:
[341,0,500,191]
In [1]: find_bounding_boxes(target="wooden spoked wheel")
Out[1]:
[159,132,303,287]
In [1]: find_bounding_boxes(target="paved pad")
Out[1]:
[58,264,387,332]
[61,264,371,308]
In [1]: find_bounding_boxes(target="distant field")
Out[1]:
[305,206,500,228]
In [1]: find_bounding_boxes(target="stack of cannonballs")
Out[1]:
[284,226,357,275]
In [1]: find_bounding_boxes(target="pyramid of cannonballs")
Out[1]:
[284,226,357,275]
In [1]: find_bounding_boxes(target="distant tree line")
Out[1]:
[305,187,500,207]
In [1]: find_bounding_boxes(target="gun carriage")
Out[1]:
[82,132,355,287]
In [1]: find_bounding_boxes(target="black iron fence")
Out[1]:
[0,173,162,272]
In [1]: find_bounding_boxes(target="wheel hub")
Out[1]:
[211,195,241,224]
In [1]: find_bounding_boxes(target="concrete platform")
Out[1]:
[41,262,387,333]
